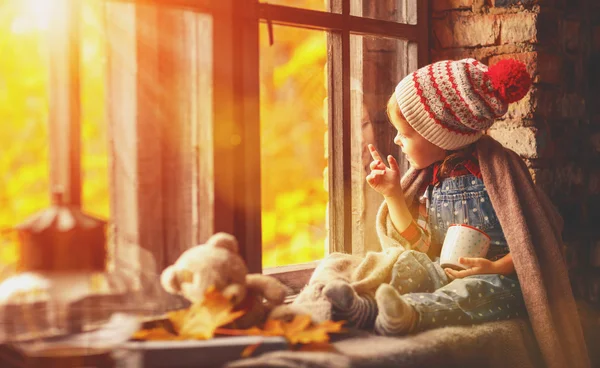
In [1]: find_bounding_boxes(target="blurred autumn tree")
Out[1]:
[0,0,327,273]
[259,21,328,268]
[0,0,108,276]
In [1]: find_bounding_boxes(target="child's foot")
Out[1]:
[323,280,377,329]
[374,283,418,336]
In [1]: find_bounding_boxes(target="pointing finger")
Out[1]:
[368,144,384,163]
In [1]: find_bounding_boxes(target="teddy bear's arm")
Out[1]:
[246,274,289,308]
[222,283,247,305]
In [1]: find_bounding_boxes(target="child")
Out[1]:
[317,58,589,368]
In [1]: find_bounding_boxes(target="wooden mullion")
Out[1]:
[342,0,350,15]
[212,0,236,236]
[235,0,262,273]
[194,13,215,244]
[158,9,196,266]
[327,2,353,254]
[106,2,187,313]
[48,0,82,206]
[417,0,430,67]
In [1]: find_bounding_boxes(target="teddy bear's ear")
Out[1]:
[207,232,239,253]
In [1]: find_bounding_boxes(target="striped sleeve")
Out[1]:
[399,220,430,253]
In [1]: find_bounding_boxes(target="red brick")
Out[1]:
[488,0,536,7]
[431,44,535,63]
[536,11,560,46]
[589,170,600,196]
[504,88,535,120]
[556,93,586,119]
[535,88,559,118]
[432,0,473,11]
[432,13,499,48]
[529,164,585,198]
[593,26,600,51]
[562,21,580,53]
[590,133,600,154]
[498,12,538,44]
[487,126,541,158]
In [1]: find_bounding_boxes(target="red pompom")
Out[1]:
[486,59,532,103]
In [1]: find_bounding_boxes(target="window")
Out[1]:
[1,0,428,303]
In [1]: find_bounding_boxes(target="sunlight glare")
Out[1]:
[11,0,58,33]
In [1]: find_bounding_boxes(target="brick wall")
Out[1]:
[430,0,600,305]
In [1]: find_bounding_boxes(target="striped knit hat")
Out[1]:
[395,58,532,150]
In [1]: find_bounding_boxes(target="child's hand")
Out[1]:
[444,257,498,280]
[366,144,403,198]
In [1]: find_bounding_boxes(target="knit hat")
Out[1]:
[394,58,532,150]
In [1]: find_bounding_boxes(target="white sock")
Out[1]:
[374,283,417,336]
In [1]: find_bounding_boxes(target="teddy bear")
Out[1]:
[160,232,289,329]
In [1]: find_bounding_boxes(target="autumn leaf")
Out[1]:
[283,316,344,345]
[173,286,246,340]
[134,287,246,341]
[217,315,346,347]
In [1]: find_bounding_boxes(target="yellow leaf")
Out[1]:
[218,315,346,346]
[281,315,312,336]
[173,286,246,340]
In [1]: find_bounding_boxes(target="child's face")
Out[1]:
[388,102,446,169]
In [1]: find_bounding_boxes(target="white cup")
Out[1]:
[440,224,491,271]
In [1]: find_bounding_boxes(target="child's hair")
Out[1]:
[437,146,476,180]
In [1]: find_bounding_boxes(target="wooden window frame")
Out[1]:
[52,0,429,303]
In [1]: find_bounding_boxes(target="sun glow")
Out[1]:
[11,0,61,33]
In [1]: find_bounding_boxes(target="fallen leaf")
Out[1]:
[281,315,312,337]
[135,286,246,341]
[216,315,346,347]
[177,286,246,339]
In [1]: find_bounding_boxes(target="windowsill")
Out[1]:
[263,260,319,296]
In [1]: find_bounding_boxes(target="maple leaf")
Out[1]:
[217,315,346,348]
[172,286,246,339]
[282,316,344,345]
[133,286,246,341]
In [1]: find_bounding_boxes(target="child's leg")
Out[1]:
[374,283,418,335]
[375,273,525,336]
[322,250,447,330]
[323,280,377,329]
[389,250,450,294]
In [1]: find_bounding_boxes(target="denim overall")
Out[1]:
[389,174,526,331]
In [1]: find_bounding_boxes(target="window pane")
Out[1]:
[260,0,328,12]
[349,34,416,255]
[81,0,109,220]
[350,0,416,24]
[260,25,327,268]
[0,0,51,276]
